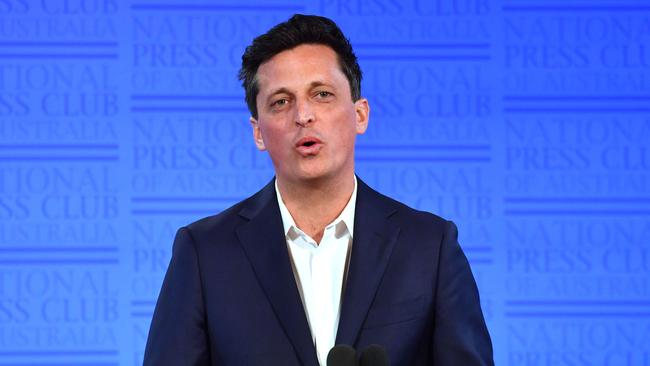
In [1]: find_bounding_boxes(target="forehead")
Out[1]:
[255,44,348,94]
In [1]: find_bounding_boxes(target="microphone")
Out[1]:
[359,344,390,366]
[327,344,358,366]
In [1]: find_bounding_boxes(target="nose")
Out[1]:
[294,99,315,127]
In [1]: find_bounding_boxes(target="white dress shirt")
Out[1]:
[275,177,357,366]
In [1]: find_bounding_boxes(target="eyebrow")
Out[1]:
[266,87,292,102]
[309,80,336,90]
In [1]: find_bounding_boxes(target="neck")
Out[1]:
[277,173,355,243]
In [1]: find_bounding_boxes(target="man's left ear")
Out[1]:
[354,98,369,134]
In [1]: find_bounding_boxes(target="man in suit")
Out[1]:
[144,14,493,365]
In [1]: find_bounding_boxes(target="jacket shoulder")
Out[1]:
[184,201,244,237]
[365,182,449,231]
[180,181,273,244]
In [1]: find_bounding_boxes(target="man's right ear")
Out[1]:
[250,117,267,151]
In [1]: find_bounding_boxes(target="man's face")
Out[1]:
[250,44,369,185]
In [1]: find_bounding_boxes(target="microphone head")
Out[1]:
[359,344,390,366]
[327,344,358,366]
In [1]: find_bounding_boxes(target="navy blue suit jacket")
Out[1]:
[144,178,493,365]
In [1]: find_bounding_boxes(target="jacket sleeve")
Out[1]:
[143,227,212,366]
[431,221,494,365]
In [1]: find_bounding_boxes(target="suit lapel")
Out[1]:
[335,179,400,347]
[236,181,319,366]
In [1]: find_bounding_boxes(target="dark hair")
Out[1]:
[238,14,362,119]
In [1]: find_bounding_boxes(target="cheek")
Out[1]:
[341,110,361,137]
[331,107,358,129]
[260,125,288,150]
[334,124,359,151]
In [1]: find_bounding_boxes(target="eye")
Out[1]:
[271,98,288,107]
[316,91,333,99]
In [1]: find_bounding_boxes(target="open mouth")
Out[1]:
[295,137,323,155]
[296,137,322,148]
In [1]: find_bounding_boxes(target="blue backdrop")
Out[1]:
[0,1,649,365]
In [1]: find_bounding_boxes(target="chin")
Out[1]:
[296,171,328,181]
[293,166,334,182]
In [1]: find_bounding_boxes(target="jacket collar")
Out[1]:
[236,177,400,363]
[335,178,400,347]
